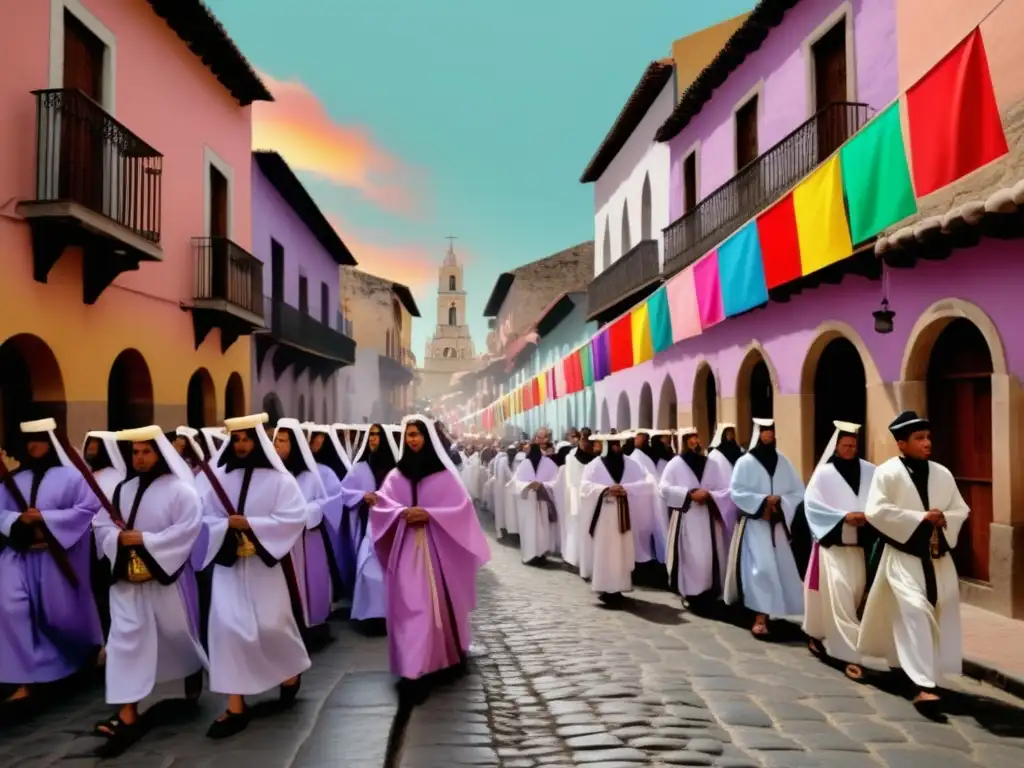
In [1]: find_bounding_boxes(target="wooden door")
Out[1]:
[209,167,230,298]
[927,319,994,581]
[683,151,697,214]
[812,19,848,161]
[734,96,759,217]
[61,11,105,209]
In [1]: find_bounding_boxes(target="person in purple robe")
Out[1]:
[372,416,490,698]
[0,417,103,711]
[309,424,349,605]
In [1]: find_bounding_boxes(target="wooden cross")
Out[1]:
[446,235,457,249]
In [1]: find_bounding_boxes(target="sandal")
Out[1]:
[94,717,143,757]
[751,619,770,639]
[206,708,250,739]
[808,638,825,657]
[93,714,123,738]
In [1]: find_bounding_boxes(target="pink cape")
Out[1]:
[371,468,490,680]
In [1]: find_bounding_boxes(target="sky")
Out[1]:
[206,0,756,360]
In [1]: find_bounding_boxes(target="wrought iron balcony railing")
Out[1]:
[267,297,355,364]
[663,101,871,276]
[587,238,661,319]
[30,88,163,242]
[193,237,264,316]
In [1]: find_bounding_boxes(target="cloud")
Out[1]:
[254,72,425,216]
[327,215,438,288]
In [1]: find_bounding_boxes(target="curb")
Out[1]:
[961,657,1024,701]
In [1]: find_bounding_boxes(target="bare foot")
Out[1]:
[4,686,29,703]
[751,615,770,637]
[845,663,864,681]
[914,690,940,704]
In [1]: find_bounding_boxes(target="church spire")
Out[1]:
[443,235,458,266]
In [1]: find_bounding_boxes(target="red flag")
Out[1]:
[531,377,541,408]
[562,357,575,394]
[608,315,633,373]
[547,368,557,400]
[906,27,1008,197]
[757,194,802,289]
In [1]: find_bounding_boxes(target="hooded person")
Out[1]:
[566,431,599,574]
[198,413,310,739]
[0,418,103,708]
[199,427,228,459]
[308,424,349,606]
[857,411,970,710]
[802,421,878,681]
[273,418,334,635]
[90,426,208,750]
[490,443,518,538]
[371,416,490,690]
[724,418,805,638]
[509,434,562,565]
[82,431,128,499]
[578,433,659,602]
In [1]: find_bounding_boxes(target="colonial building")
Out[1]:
[337,268,420,423]
[249,151,357,424]
[416,242,478,403]
[0,0,271,449]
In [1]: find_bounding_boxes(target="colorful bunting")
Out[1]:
[793,156,853,276]
[841,104,917,242]
[693,252,724,328]
[608,316,633,372]
[553,361,565,399]
[536,373,546,404]
[717,222,768,317]
[580,344,594,387]
[646,286,674,353]
[630,304,654,365]
[665,267,702,342]
[906,28,1008,197]
[591,332,610,381]
[757,194,802,289]
[531,377,541,407]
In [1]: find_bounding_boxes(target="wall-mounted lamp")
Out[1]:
[873,297,894,334]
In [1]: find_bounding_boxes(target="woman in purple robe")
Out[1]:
[0,418,103,710]
[371,416,490,695]
[309,425,349,606]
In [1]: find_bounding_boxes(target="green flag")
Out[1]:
[579,344,593,388]
[646,286,674,354]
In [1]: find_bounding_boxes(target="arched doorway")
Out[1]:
[297,394,306,422]
[186,368,216,428]
[638,382,653,429]
[737,350,774,446]
[0,334,67,454]
[599,399,611,432]
[927,319,993,581]
[692,363,718,446]
[812,338,867,459]
[225,372,245,419]
[615,391,631,431]
[658,375,678,430]
[107,350,154,432]
[262,392,284,424]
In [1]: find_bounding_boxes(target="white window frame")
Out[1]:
[802,1,858,118]
[203,146,235,239]
[731,80,765,175]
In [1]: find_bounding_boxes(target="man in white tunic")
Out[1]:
[857,411,969,710]
[725,418,805,637]
[91,427,207,751]
[200,413,310,738]
[802,422,877,681]
[567,434,599,576]
[579,434,658,603]
[509,439,561,564]
[491,445,516,537]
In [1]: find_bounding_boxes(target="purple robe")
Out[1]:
[0,467,103,684]
[337,465,373,589]
[372,468,489,680]
[347,462,386,621]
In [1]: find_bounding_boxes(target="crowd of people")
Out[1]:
[453,412,969,715]
[0,412,489,755]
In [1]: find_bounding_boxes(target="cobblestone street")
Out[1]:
[398,526,1024,768]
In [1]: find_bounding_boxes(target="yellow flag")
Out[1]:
[793,155,853,276]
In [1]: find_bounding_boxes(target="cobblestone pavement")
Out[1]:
[1,618,397,768]
[399,529,1024,768]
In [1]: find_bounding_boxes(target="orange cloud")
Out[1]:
[327,215,438,288]
[254,72,424,216]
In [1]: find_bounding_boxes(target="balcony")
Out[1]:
[255,297,356,381]
[663,101,872,276]
[379,345,415,384]
[586,238,662,322]
[187,237,266,351]
[17,88,164,304]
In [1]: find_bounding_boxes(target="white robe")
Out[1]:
[510,456,561,563]
[857,457,969,688]
[94,474,207,705]
[492,455,514,535]
[628,451,667,563]
[660,455,729,598]
[93,466,125,501]
[561,449,587,569]
[802,460,875,664]
[579,457,657,595]
[725,451,805,617]
[201,467,312,696]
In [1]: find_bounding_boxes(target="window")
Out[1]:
[298,274,308,315]
[448,304,457,326]
[735,95,759,172]
[320,281,329,325]
[271,239,284,300]
[683,151,697,214]
[209,166,228,238]
[448,275,456,291]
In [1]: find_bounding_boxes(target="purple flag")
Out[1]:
[590,331,611,381]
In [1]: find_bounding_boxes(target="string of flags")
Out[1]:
[462,27,1008,428]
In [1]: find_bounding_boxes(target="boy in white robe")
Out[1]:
[91,427,207,751]
[200,413,311,738]
[579,434,658,603]
[510,439,561,564]
[725,418,805,638]
[857,410,969,710]
[802,421,877,681]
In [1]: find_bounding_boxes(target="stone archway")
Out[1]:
[225,372,245,419]
[599,398,611,432]
[0,334,67,454]
[108,349,154,432]
[638,382,653,429]
[262,392,284,424]
[692,361,718,447]
[658,375,678,430]
[615,391,631,431]
[186,368,216,428]
[736,346,776,448]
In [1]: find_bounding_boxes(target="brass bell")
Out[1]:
[236,531,256,558]
[127,549,152,583]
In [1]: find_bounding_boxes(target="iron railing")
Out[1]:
[30,88,163,242]
[193,237,264,316]
[662,101,871,276]
[267,297,356,364]
[587,238,660,319]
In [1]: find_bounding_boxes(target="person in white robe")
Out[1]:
[91,427,207,750]
[630,428,673,565]
[857,411,969,710]
[200,413,310,739]
[802,422,877,680]
[509,439,561,564]
[550,441,573,555]
[82,431,128,499]
[565,435,598,573]
[199,427,227,459]
[481,451,497,513]
[660,428,735,613]
[578,434,658,603]
[725,418,805,637]
[705,423,744,544]
[494,445,518,537]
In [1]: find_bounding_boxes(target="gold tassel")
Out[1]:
[236,531,257,558]
[126,549,152,583]
[930,527,941,559]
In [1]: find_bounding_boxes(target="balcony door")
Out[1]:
[209,165,230,300]
[813,17,848,161]
[729,94,759,235]
[60,11,105,210]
